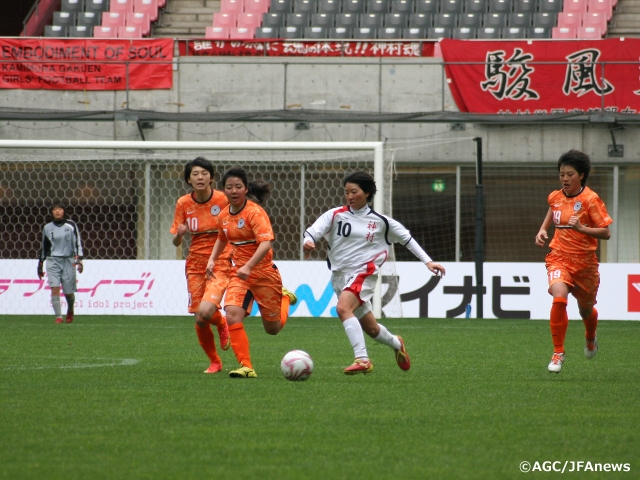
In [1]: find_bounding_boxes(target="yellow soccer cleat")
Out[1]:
[229,366,258,378]
[282,287,298,306]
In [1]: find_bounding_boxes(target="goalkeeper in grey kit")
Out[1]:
[37,203,84,323]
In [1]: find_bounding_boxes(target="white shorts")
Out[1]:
[46,257,77,294]
[331,264,380,320]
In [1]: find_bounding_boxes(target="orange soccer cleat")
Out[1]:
[217,317,231,351]
[395,336,411,371]
[343,358,373,375]
[204,360,223,374]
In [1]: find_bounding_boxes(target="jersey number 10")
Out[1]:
[336,221,352,237]
[186,217,198,232]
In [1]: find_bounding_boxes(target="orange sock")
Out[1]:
[194,323,220,363]
[207,309,224,327]
[550,297,568,353]
[280,295,290,328]
[229,323,252,368]
[583,307,598,342]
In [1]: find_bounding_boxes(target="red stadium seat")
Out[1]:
[229,26,255,38]
[587,0,612,17]
[205,26,231,38]
[118,25,143,37]
[126,12,151,36]
[111,0,134,13]
[213,13,238,27]
[158,0,167,6]
[94,26,118,37]
[552,25,577,37]
[577,25,602,37]
[133,0,159,22]
[237,12,263,28]
[102,11,126,28]
[221,0,245,14]
[582,11,607,30]
[563,0,587,12]
[557,12,582,27]
[244,0,271,13]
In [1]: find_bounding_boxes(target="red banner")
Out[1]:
[179,39,434,57]
[0,38,173,90]
[440,38,640,114]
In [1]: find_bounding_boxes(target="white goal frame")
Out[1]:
[0,139,386,317]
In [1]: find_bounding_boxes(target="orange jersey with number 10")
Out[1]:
[548,186,612,255]
[217,199,275,269]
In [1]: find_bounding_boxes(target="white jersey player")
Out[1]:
[303,172,445,375]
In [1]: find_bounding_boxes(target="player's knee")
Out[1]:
[263,321,281,335]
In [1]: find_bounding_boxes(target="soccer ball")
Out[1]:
[280,350,314,381]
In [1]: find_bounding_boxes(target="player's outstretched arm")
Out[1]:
[426,261,445,277]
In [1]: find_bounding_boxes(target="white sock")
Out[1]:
[52,295,61,317]
[374,323,401,350]
[343,317,368,359]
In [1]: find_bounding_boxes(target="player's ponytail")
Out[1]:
[222,167,272,204]
[343,172,377,203]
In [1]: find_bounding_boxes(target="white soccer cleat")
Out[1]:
[548,352,565,374]
[584,335,598,359]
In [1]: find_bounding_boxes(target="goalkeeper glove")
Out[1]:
[74,256,84,274]
[37,260,44,279]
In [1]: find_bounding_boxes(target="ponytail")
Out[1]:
[222,167,272,204]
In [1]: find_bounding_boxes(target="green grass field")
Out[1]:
[1,316,639,480]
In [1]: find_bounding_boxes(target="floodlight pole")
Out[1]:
[474,137,484,319]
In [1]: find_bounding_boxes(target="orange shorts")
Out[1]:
[545,250,600,309]
[185,254,232,313]
[224,263,283,322]
[201,257,234,311]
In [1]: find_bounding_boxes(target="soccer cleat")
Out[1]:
[204,360,223,374]
[229,366,257,378]
[217,318,230,351]
[282,286,298,306]
[584,335,598,359]
[548,352,565,373]
[65,313,74,323]
[55,316,63,324]
[343,358,373,375]
[394,336,411,371]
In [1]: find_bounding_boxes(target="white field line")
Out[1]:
[3,358,140,371]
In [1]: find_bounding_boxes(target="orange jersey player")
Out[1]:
[203,166,297,379]
[170,157,231,374]
[535,149,612,374]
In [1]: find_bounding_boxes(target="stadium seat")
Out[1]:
[532,12,557,26]
[391,0,414,12]
[102,12,126,28]
[433,13,457,27]
[157,0,166,7]
[318,0,341,12]
[94,25,118,37]
[287,13,311,25]
[213,13,237,27]
[85,0,110,14]
[587,0,612,20]
[368,0,391,12]
[551,25,576,37]
[68,25,94,37]
[329,26,353,36]
[379,26,402,36]
[305,25,329,36]
[577,25,602,37]
[441,0,464,12]
[360,12,384,26]
[452,26,476,37]
[53,12,76,27]
[245,0,271,14]
[221,0,245,14]
[271,0,294,12]
[564,0,588,13]
[77,12,101,27]
[237,12,263,28]
[44,25,68,37]
[311,13,335,25]
[465,0,488,13]
[428,26,452,37]
[110,0,134,13]
[476,25,500,36]
[343,0,367,12]
[336,12,359,26]
[229,26,255,38]
[415,0,438,13]
[528,25,551,36]
[557,12,581,27]
[294,0,318,13]
[403,26,426,36]
[61,0,83,13]
[459,12,482,26]
[385,12,409,25]
[280,25,303,36]
[410,12,432,26]
[126,12,151,35]
[205,26,230,38]
[513,0,536,12]
[502,26,526,36]
[262,12,286,26]
[133,0,159,22]
[509,12,531,26]
[489,0,512,13]
[582,12,607,31]
[484,12,507,26]
[353,26,377,36]
[255,26,278,36]
[118,25,143,37]
[538,0,562,11]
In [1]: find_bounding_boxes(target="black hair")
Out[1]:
[558,149,590,186]
[50,202,66,217]
[343,171,377,202]
[184,156,215,184]
[222,166,272,204]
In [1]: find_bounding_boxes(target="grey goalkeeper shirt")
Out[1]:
[39,220,84,260]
